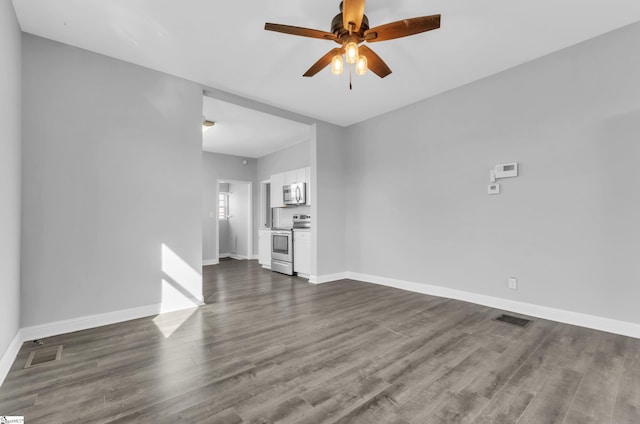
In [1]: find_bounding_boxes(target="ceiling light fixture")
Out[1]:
[344,38,359,64]
[331,54,344,75]
[265,0,441,90]
[202,118,215,132]
[355,55,368,76]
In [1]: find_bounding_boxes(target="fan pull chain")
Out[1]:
[348,23,353,90]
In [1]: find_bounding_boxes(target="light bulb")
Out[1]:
[331,54,344,75]
[356,55,368,76]
[345,41,359,64]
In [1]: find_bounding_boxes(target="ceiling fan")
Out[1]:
[265,0,440,83]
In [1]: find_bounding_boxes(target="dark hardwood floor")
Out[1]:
[1,258,639,423]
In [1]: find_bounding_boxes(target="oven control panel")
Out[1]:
[293,214,311,229]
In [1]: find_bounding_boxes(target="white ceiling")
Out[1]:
[12,1,640,127]
[202,96,310,158]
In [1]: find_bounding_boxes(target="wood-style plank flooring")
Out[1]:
[1,258,639,423]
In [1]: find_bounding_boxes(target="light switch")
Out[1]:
[488,183,500,195]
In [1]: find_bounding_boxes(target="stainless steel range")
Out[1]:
[271,214,311,276]
[271,228,294,275]
[293,214,311,229]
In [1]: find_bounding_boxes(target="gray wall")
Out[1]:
[202,152,257,261]
[345,22,640,324]
[257,139,311,182]
[0,0,22,362]
[314,122,347,277]
[21,34,203,327]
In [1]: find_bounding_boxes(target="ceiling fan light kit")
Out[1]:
[331,54,344,75]
[355,55,368,76]
[345,39,360,64]
[264,0,441,89]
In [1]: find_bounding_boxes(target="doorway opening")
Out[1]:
[216,180,252,261]
[260,180,272,229]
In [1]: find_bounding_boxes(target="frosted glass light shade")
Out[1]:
[356,55,368,75]
[345,41,359,64]
[331,54,344,75]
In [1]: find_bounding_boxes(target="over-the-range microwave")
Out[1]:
[283,182,306,205]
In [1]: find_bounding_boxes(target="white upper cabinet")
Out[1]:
[284,169,306,186]
[284,170,296,186]
[270,172,285,208]
[296,168,306,185]
[270,166,311,207]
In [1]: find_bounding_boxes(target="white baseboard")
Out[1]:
[251,254,259,260]
[0,330,23,388]
[309,272,349,284]
[202,259,218,266]
[21,299,204,345]
[230,254,250,260]
[219,253,251,260]
[347,271,640,339]
[4,271,637,390]
[1,299,205,388]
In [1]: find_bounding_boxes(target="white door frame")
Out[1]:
[216,179,253,261]
[259,179,271,229]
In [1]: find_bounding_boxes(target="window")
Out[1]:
[218,193,229,220]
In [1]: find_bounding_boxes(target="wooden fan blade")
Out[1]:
[359,45,391,78]
[342,0,366,32]
[364,14,440,42]
[265,23,337,41]
[303,48,344,77]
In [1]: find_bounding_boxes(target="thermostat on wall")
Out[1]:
[495,163,518,178]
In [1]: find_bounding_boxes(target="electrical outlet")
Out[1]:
[508,277,517,290]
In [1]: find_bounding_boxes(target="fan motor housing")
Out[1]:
[331,13,370,41]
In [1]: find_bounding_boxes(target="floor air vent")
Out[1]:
[24,345,63,368]
[495,314,531,327]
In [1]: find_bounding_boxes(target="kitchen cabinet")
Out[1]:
[270,172,284,208]
[296,168,307,185]
[270,166,311,207]
[284,170,296,186]
[258,229,272,268]
[293,230,311,277]
[284,168,306,186]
